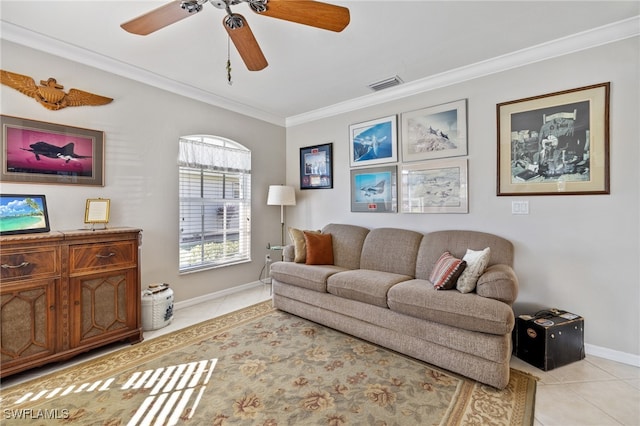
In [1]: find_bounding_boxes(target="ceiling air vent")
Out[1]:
[368,75,404,92]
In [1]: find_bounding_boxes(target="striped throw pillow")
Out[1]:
[429,251,467,290]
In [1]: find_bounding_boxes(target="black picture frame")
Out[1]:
[300,143,333,190]
[0,194,51,235]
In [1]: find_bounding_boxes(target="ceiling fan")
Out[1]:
[121,0,350,71]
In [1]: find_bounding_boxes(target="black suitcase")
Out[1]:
[515,311,585,371]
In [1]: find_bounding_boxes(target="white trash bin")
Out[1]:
[141,283,174,331]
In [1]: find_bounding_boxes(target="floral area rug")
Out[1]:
[0,301,536,425]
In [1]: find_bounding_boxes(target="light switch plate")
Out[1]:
[512,201,529,215]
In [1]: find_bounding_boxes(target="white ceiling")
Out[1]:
[1,1,639,126]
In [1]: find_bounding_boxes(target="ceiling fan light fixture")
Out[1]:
[368,75,404,92]
[180,0,205,13]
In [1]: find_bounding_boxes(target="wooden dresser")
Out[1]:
[0,227,143,378]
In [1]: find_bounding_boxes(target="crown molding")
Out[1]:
[286,15,640,127]
[0,21,286,127]
[2,16,637,128]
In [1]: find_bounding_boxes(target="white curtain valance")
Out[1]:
[178,138,251,173]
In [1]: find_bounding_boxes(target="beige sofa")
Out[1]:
[270,223,519,389]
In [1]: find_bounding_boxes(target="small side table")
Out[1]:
[514,310,585,371]
[261,246,283,293]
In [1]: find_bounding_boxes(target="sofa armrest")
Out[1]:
[475,264,519,305]
[282,244,295,262]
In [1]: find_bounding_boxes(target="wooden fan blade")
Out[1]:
[256,0,350,32]
[224,14,268,71]
[121,0,195,35]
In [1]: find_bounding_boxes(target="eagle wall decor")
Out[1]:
[1,70,113,110]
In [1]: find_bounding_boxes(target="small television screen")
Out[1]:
[0,194,51,235]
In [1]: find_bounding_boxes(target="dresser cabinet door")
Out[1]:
[0,279,57,371]
[69,269,138,348]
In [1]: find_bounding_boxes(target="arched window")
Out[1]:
[178,135,251,272]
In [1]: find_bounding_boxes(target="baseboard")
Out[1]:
[586,343,640,367]
[173,281,265,311]
[175,283,640,368]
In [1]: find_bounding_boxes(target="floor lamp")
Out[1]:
[267,185,296,247]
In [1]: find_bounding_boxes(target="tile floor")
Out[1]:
[2,283,639,425]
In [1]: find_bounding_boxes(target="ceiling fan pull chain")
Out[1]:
[226,35,233,85]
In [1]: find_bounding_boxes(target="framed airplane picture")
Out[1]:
[349,115,398,167]
[1,115,105,186]
[350,165,397,212]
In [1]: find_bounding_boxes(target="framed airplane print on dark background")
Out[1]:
[1,115,105,186]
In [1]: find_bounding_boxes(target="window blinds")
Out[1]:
[178,137,251,272]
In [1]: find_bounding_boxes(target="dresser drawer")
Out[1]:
[69,241,136,273]
[0,246,60,281]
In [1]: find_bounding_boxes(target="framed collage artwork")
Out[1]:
[497,83,610,196]
[300,143,333,190]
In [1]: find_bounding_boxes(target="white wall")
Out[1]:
[1,40,287,303]
[2,35,639,361]
[284,38,640,359]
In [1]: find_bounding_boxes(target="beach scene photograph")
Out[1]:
[0,195,49,234]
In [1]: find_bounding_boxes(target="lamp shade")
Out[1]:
[267,185,296,206]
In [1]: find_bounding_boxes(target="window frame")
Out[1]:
[178,135,251,273]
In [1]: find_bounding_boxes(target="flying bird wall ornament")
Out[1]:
[0,70,113,110]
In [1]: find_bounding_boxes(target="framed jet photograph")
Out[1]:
[350,165,397,213]
[349,115,398,167]
[400,158,468,214]
[1,115,105,186]
[401,99,467,162]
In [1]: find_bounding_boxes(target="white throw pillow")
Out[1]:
[456,247,491,293]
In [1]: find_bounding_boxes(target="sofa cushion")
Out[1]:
[359,228,423,276]
[288,227,320,263]
[429,251,466,290]
[327,269,412,308]
[322,224,370,270]
[387,279,514,335]
[304,232,334,265]
[270,261,347,293]
[456,247,490,293]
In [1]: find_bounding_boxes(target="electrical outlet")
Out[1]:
[265,254,271,263]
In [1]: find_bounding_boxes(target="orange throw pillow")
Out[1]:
[304,232,334,265]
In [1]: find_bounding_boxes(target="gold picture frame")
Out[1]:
[497,83,610,195]
[84,198,110,224]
